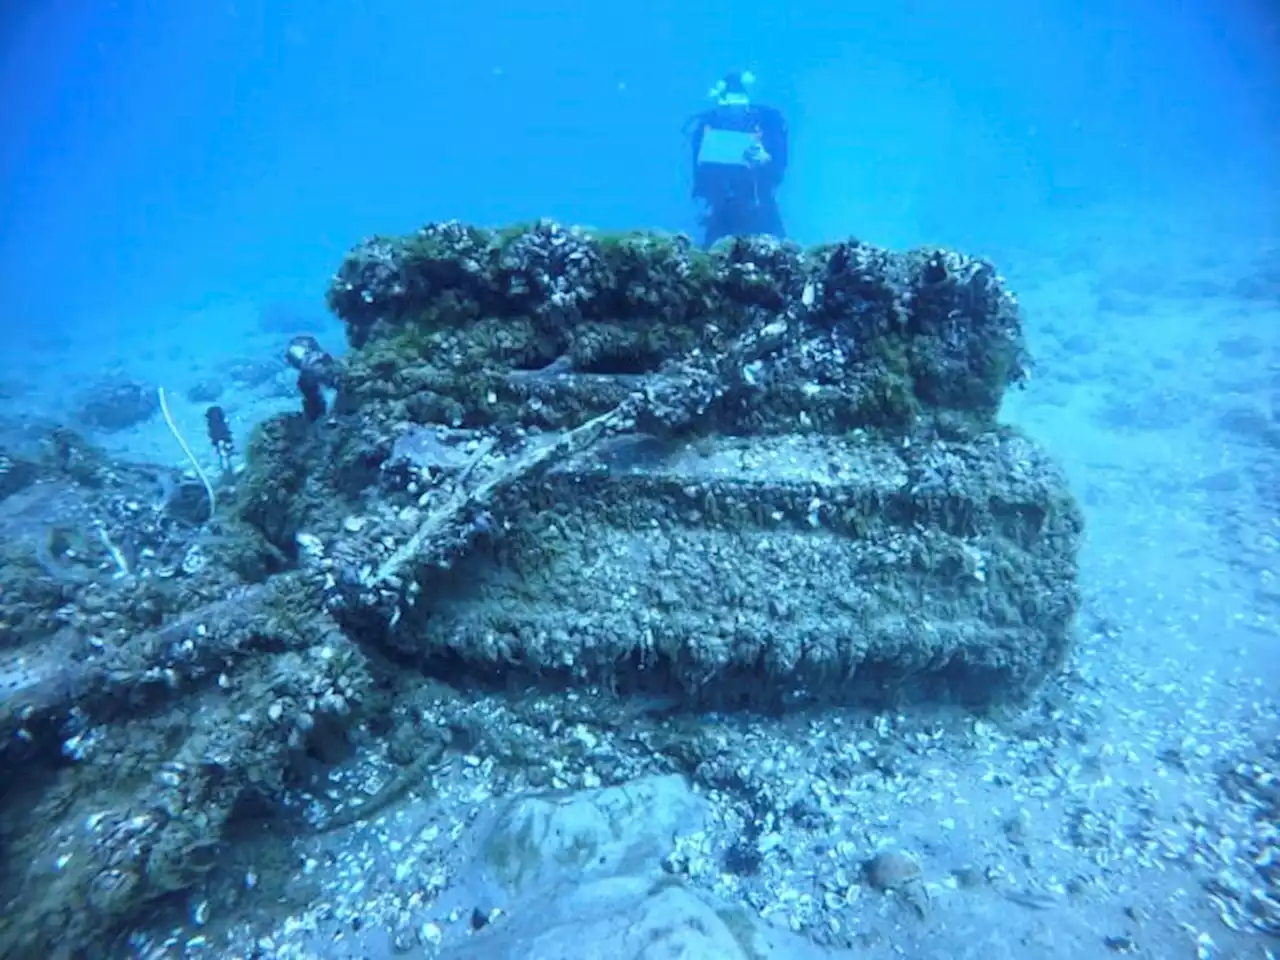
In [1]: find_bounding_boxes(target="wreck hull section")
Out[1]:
[415,430,1080,707]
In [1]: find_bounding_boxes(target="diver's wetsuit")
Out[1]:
[689,103,788,248]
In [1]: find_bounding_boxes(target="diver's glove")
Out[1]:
[744,141,771,166]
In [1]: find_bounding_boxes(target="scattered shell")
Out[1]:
[865,849,922,891]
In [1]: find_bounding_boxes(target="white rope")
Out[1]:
[157,386,216,521]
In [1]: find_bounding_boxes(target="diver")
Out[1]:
[685,70,789,249]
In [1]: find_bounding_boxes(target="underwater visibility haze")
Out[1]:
[0,1,1278,957]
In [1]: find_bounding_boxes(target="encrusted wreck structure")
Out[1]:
[309,220,1081,706]
[0,221,1082,956]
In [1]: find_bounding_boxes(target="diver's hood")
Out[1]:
[709,70,756,107]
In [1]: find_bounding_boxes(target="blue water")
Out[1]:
[3,0,1275,346]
